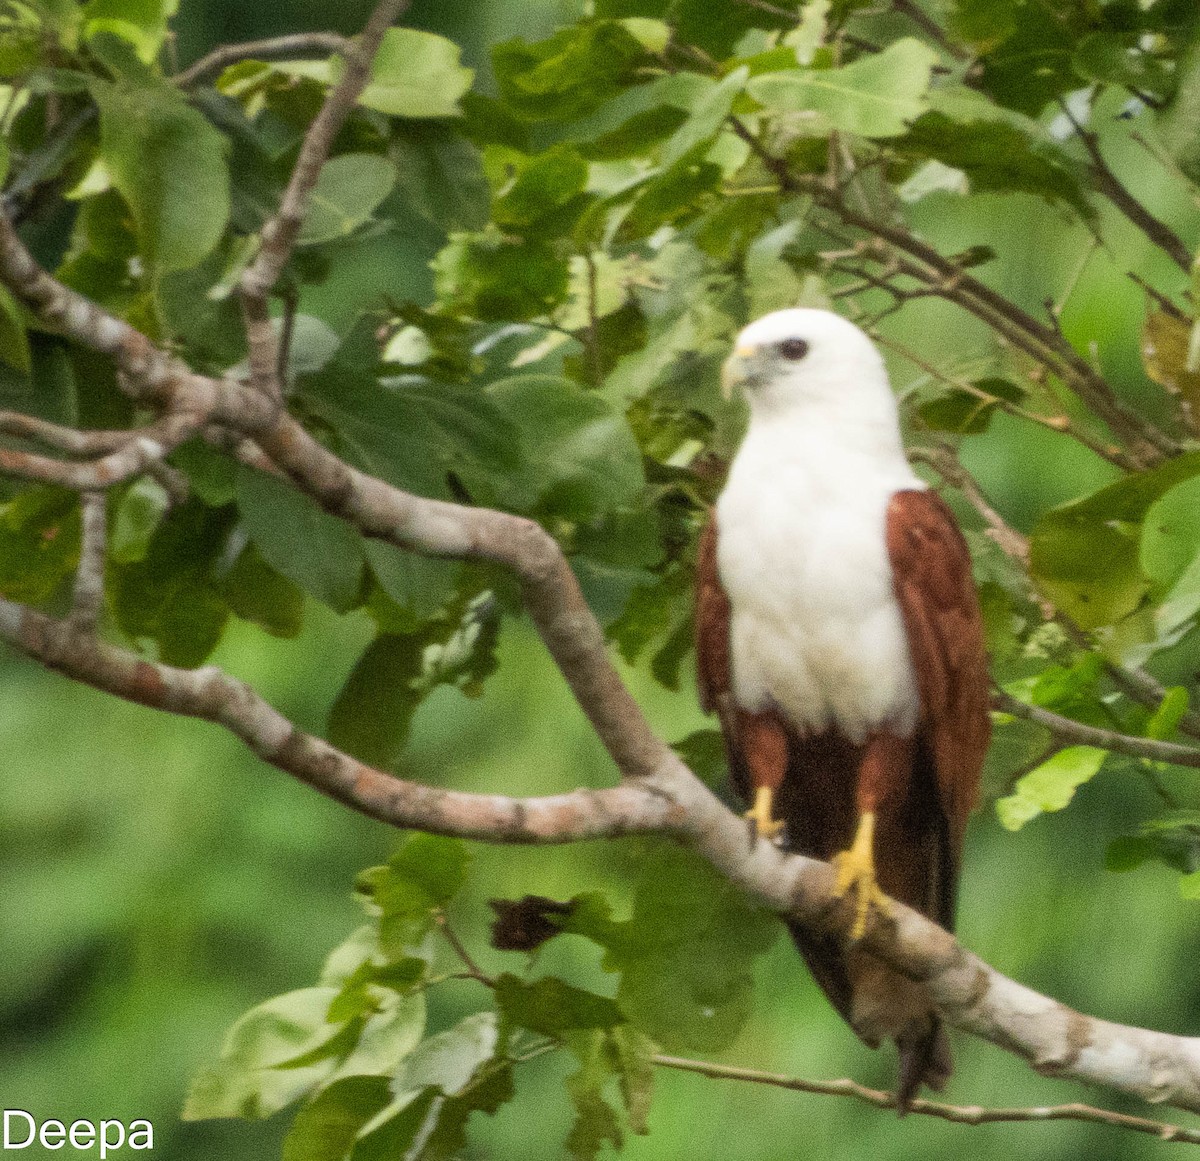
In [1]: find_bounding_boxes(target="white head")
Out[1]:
[722,308,897,428]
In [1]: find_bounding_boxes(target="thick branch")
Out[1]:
[238,0,408,399]
[4,594,1200,1116]
[0,599,680,842]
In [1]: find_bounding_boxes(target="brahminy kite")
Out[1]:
[695,308,990,1108]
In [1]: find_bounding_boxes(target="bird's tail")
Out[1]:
[895,1017,951,1114]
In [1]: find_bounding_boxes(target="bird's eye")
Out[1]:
[779,338,809,361]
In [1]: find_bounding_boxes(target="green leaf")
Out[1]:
[1107,811,1200,877]
[0,487,80,605]
[82,0,178,64]
[1142,310,1200,420]
[995,745,1107,831]
[356,29,473,119]
[610,1025,655,1135]
[390,125,490,232]
[110,476,169,564]
[183,987,343,1120]
[432,228,569,321]
[580,105,689,161]
[747,39,937,139]
[917,377,1026,435]
[1141,476,1200,635]
[564,1032,623,1161]
[496,974,624,1037]
[348,1092,437,1161]
[486,374,644,520]
[1030,451,1200,629]
[89,37,230,273]
[298,154,397,246]
[109,498,231,667]
[282,1076,391,1161]
[0,284,31,374]
[364,540,459,622]
[357,834,470,954]
[493,22,649,122]
[491,144,589,236]
[1074,31,1172,100]
[572,844,777,1052]
[1158,35,1200,182]
[671,0,793,57]
[671,730,727,788]
[786,0,830,66]
[327,633,426,769]
[393,1012,498,1097]
[236,466,365,614]
[660,67,748,167]
[616,145,724,241]
[330,590,499,767]
[1147,687,1190,743]
[220,540,305,639]
[972,0,1083,115]
[897,94,1091,215]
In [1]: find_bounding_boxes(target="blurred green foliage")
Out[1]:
[3,0,1200,1158]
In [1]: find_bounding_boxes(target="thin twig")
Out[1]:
[0,410,204,490]
[174,33,350,89]
[1058,98,1192,276]
[0,412,137,456]
[238,0,409,400]
[435,912,496,987]
[907,444,1033,567]
[892,0,968,59]
[653,1055,1200,1145]
[583,251,603,389]
[993,691,1200,767]
[873,330,1124,467]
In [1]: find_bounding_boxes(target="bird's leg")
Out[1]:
[746,785,784,841]
[831,732,911,940]
[738,710,788,843]
[831,810,889,940]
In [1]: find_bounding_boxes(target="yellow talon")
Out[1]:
[831,811,891,940]
[744,786,785,843]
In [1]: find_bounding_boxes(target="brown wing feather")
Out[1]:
[886,489,990,874]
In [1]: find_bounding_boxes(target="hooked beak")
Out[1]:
[721,343,758,400]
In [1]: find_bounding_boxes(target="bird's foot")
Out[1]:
[831,811,890,941]
[744,785,785,845]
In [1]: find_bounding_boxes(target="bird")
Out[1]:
[694,307,990,1109]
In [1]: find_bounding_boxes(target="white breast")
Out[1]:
[715,420,923,744]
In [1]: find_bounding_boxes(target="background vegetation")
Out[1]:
[3,0,1200,1158]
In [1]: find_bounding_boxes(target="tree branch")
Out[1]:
[653,1055,1200,1144]
[0,410,202,490]
[238,0,409,400]
[994,690,1200,767]
[1057,98,1192,276]
[69,491,106,633]
[4,585,1200,1116]
[174,33,350,89]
